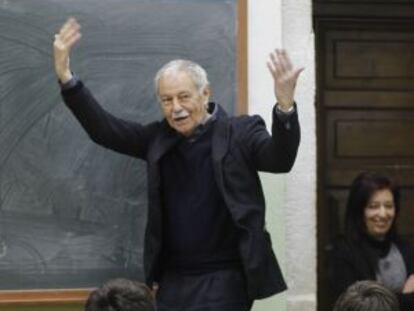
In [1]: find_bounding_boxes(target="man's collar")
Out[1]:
[185,102,219,142]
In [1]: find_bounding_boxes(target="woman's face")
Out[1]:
[364,189,396,240]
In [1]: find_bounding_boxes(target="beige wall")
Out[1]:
[249,1,316,311]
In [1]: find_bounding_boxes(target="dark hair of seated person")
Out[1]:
[333,280,399,311]
[85,278,155,311]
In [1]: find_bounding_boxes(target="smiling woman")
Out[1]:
[364,188,396,240]
[328,172,414,311]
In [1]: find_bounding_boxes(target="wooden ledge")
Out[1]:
[0,289,93,306]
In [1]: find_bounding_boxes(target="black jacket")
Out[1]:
[328,236,414,310]
[61,81,301,299]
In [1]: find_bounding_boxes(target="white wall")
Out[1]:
[248,1,316,310]
[248,1,285,310]
[282,1,317,310]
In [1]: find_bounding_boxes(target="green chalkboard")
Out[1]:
[0,0,242,292]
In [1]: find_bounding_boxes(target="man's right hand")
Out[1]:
[53,18,82,83]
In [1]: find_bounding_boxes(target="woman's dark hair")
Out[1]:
[344,172,400,242]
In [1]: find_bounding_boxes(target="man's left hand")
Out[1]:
[267,49,304,112]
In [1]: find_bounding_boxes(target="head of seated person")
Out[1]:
[85,278,155,311]
[333,280,399,311]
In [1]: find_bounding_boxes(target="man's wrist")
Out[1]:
[58,71,73,84]
[275,103,294,114]
[274,103,295,129]
[59,73,79,90]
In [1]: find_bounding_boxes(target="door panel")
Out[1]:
[315,11,414,311]
[326,110,414,186]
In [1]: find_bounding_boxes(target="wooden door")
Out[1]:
[314,2,414,310]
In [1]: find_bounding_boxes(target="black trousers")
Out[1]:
[156,268,253,311]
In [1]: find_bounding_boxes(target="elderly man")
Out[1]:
[54,18,302,311]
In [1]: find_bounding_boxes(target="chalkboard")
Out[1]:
[0,0,244,291]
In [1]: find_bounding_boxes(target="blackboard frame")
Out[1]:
[0,0,247,306]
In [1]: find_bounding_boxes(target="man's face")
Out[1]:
[158,71,210,137]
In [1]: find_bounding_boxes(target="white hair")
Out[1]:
[154,59,209,96]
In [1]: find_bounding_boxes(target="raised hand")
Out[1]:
[53,18,82,83]
[267,49,304,112]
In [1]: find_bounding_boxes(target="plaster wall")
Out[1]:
[248,1,316,310]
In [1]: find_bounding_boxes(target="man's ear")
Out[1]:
[202,86,211,106]
[203,86,211,98]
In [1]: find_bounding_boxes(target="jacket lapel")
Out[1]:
[212,118,230,162]
[212,104,231,162]
[149,121,181,163]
